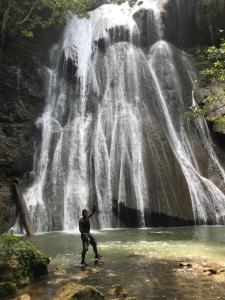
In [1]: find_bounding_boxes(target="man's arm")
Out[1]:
[88,204,96,218]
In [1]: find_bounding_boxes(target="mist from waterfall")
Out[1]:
[24,0,225,232]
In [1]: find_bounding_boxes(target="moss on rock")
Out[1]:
[0,282,17,299]
[0,232,49,288]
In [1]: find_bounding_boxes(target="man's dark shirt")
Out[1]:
[79,217,90,236]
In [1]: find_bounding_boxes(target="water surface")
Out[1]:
[18,227,225,299]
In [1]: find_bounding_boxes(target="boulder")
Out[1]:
[0,233,49,288]
[53,283,105,300]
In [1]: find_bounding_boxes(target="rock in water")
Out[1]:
[18,294,31,300]
[178,262,192,268]
[0,232,49,288]
[203,268,217,275]
[53,283,105,300]
[108,284,128,297]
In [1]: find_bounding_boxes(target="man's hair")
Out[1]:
[82,209,88,217]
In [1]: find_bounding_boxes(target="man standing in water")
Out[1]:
[79,205,103,266]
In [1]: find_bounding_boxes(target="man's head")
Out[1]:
[82,209,88,218]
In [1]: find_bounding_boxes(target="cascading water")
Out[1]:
[24,0,225,232]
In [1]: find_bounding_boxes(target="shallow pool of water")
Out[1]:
[18,227,225,299]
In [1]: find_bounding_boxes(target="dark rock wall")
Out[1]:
[162,0,225,49]
[0,35,48,233]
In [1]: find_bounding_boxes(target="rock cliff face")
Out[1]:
[0,0,225,231]
[0,26,65,232]
[162,0,225,49]
[0,36,44,232]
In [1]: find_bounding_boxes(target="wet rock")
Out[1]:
[0,263,14,282]
[203,268,217,275]
[17,294,31,300]
[0,28,46,232]
[95,37,107,52]
[133,8,158,49]
[0,233,49,288]
[162,0,225,49]
[53,283,105,300]
[0,182,17,233]
[53,266,66,277]
[48,278,69,286]
[218,268,225,273]
[108,284,128,297]
[178,262,192,268]
[105,270,117,278]
[108,25,130,43]
[0,282,17,299]
[70,271,90,281]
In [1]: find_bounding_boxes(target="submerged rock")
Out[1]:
[53,283,105,300]
[17,294,31,300]
[108,284,128,297]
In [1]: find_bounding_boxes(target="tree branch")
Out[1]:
[208,102,225,115]
[1,0,11,33]
[17,0,38,25]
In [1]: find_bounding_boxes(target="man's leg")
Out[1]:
[89,234,98,256]
[89,234,103,259]
[81,237,89,265]
[81,249,88,263]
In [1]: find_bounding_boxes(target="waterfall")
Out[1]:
[24,0,225,232]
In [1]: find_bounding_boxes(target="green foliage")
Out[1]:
[194,37,225,84]
[0,0,92,38]
[189,34,225,128]
[0,232,48,281]
[0,232,20,262]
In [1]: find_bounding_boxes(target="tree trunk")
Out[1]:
[14,182,33,236]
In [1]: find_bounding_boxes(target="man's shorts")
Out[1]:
[81,234,97,251]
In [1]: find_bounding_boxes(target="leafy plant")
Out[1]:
[0,232,20,262]
[0,0,93,39]
[195,38,225,84]
[0,232,49,283]
[188,34,225,128]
